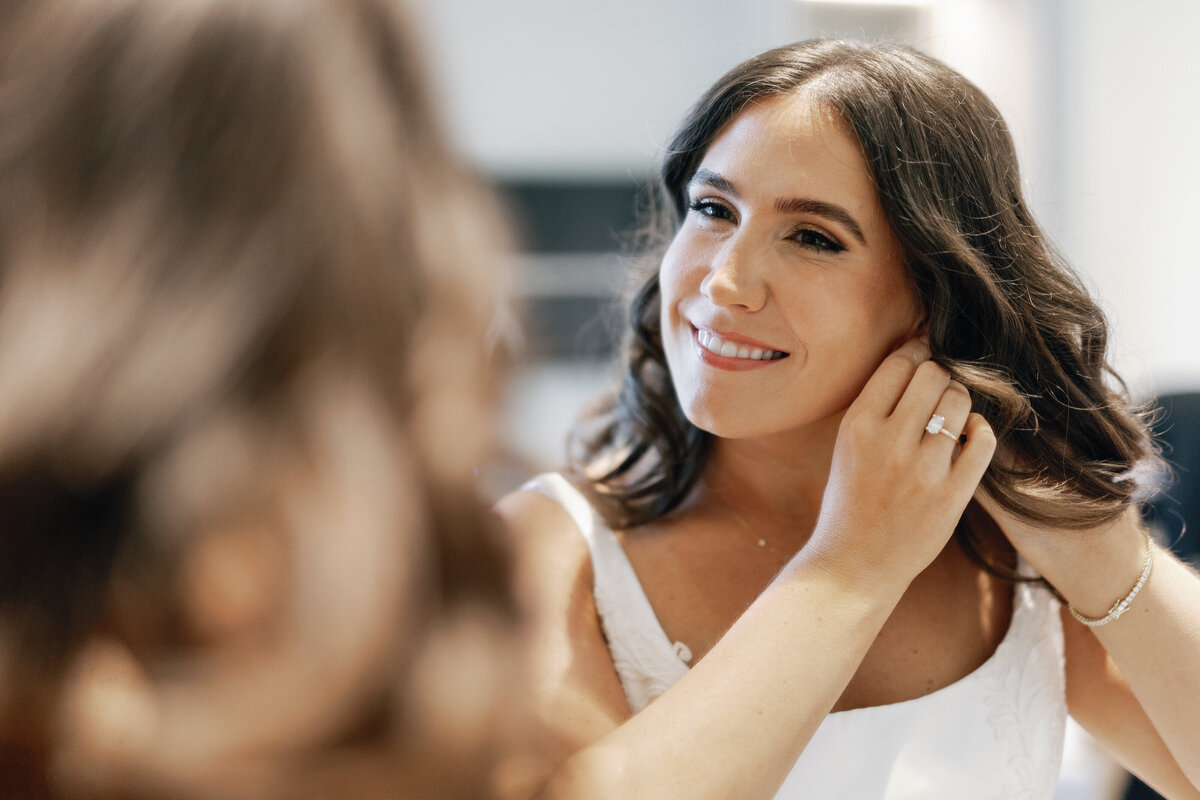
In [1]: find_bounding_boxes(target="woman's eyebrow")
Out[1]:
[774,197,867,245]
[688,168,741,198]
[687,168,868,246]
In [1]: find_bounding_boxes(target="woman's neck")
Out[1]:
[696,412,843,531]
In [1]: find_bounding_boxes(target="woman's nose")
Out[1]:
[699,236,768,312]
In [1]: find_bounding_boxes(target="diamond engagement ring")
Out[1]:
[925,413,960,441]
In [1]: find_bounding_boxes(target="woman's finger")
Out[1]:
[891,360,952,428]
[849,337,932,419]
[917,380,971,450]
[949,413,996,491]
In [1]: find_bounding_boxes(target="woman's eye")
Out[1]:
[688,199,734,222]
[793,228,844,252]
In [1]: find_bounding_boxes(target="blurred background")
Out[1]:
[414,2,1198,798]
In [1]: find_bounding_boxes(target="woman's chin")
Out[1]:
[682,402,849,442]
[682,407,775,440]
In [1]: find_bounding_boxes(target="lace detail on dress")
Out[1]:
[981,582,1067,800]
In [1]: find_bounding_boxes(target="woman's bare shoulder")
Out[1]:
[495,480,596,618]
[495,477,591,558]
[494,478,632,769]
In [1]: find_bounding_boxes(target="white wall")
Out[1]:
[418,0,807,178]
[1058,0,1200,397]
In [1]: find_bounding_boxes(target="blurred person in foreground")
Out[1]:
[0,0,520,797]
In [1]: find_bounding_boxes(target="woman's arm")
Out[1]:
[500,341,997,800]
[982,500,1200,797]
[502,485,910,799]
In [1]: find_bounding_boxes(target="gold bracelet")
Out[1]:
[1068,531,1153,628]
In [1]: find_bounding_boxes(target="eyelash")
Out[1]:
[687,199,845,253]
[790,227,844,253]
[688,198,734,222]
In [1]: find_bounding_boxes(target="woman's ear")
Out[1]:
[888,315,929,356]
[908,312,929,341]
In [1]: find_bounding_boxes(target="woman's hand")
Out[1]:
[805,338,996,586]
[975,487,1200,797]
[975,489,1150,618]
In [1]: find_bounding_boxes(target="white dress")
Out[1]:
[526,472,1067,800]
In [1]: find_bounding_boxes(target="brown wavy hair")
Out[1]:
[573,40,1158,558]
[0,0,513,797]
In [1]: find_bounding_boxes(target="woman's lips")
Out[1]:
[692,326,789,371]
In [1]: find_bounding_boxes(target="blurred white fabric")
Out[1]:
[1053,719,1128,800]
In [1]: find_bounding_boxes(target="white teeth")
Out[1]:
[695,328,784,361]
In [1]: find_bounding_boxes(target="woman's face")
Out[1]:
[660,91,924,440]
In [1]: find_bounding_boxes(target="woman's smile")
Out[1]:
[693,325,789,371]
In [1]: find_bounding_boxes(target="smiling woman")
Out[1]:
[497,39,1200,800]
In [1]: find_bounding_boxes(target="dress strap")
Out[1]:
[522,472,597,539]
[521,473,691,712]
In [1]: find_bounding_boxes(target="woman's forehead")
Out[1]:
[695,92,881,214]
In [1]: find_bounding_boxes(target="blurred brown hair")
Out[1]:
[0,0,515,796]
